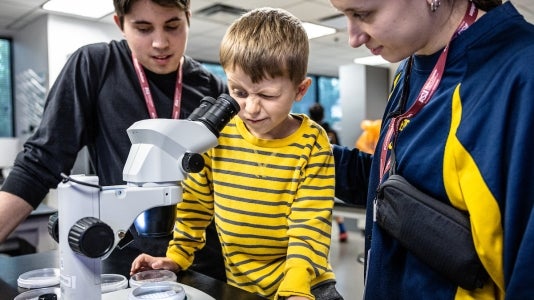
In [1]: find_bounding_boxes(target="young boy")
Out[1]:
[131,8,343,300]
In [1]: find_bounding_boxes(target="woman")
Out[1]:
[329,0,534,299]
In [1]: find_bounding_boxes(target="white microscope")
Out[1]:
[49,94,239,300]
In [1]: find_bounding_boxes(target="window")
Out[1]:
[318,76,341,130]
[0,37,13,137]
[291,75,341,132]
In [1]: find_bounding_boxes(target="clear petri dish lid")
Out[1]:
[101,273,128,294]
[14,286,61,300]
[129,269,177,288]
[129,282,186,300]
[17,268,60,289]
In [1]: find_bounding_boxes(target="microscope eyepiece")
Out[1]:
[195,94,240,136]
[187,96,216,122]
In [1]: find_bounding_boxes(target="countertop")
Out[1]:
[0,247,266,300]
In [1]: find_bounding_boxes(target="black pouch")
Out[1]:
[375,174,489,290]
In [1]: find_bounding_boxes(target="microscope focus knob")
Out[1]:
[182,152,205,173]
[68,217,114,258]
[47,212,59,243]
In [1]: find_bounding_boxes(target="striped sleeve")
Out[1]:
[166,154,215,270]
[277,129,336,298]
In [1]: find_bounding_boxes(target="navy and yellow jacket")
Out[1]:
[334,2,534,299]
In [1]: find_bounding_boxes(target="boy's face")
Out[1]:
[226,66,311,139]
[114,0,190,74]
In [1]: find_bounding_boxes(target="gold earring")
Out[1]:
[430,0,441,12]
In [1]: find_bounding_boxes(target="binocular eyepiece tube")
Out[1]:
[188,93,240,136]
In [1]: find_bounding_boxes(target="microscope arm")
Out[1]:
[123,119,218,185]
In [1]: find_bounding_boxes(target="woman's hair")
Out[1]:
[219,7,309,87]
[469,0,502,11]
[113,0,190,28]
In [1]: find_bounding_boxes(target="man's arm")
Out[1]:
[0,47,100,242]
[0,191,33,242]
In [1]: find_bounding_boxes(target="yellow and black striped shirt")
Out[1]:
[167,114,336,299]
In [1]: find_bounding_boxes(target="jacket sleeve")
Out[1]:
[332,144,372,206]
[498,50,534,298]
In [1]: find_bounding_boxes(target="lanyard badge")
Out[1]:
[379,2,478,181]
[132,55,184,119]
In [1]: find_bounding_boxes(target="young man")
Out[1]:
[0,0,226,281]
[131,7,343,300]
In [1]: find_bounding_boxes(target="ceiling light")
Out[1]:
[353,55,390,66]
[302,22,336,39]
[42,0,114,19]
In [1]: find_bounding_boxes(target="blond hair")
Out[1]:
[219,7,309,86]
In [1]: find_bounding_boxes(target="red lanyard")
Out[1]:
[379,2,478,181]
[132,55,183,119]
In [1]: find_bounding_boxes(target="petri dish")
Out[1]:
[129,282,186,300]
[14,286,61,300]
[17,268,60,289]
[101,273,128,294]
[129,269,177,288]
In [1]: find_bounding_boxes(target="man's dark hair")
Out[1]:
[113,0,190,28]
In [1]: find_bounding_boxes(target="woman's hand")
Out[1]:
[130,253,180,275]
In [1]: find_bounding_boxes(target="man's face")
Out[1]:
[114,0,189,74]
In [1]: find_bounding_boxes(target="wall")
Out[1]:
[47,15,121,85]
[12,14,121,138]
[338,64,389,147]
[12,15,48,137]
[0,29,13,36]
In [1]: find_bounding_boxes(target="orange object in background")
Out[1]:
[355,119,382,154]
